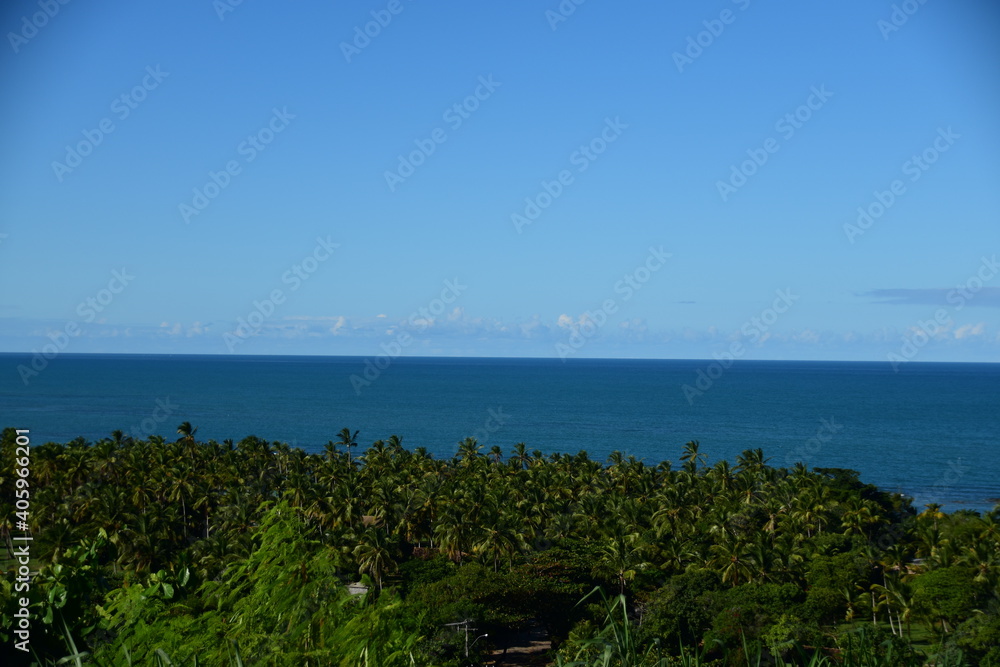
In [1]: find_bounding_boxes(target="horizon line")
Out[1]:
[0,350,997,365]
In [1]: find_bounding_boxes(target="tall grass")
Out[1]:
[554,588,976,667]
[45,596,986,667]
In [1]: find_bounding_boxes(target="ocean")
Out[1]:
[3,353,998,514]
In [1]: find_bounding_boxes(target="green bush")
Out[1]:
[947,608,1000,664]
[912,566,985,632]
[639,569,722,648]
[704,583,803,663]
[806,550,869,592]
[398,554,457,594]
[801,586,844,625]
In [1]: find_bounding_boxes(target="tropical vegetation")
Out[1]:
[1,426,998,665]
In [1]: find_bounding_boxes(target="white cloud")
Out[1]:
[329,315,347,334]
[954,322,986,339]
[792,329,820,343]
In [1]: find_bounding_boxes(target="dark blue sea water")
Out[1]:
[3,354,999,513]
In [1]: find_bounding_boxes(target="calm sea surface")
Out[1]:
[3,354,999,513]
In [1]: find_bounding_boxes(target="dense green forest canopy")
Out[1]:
[2,427,998,666]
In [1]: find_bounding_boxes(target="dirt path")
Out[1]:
[486,626,552,666]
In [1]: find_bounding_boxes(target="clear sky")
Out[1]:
[1,0,998,361]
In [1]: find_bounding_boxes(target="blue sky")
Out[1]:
[1,0,998,361]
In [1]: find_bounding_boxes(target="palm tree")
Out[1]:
[597,529,651,594]
[473,509,526,571]
[457,437,482,466]
[841,498,888,538]
[680,440,706,475]
[961,540,1000,590]
[735,448,768,476]
[191,479,216,539]
[919,502,945,530]
[354,527,397,591]
[176,421,198,441]
[488,445,504,464]
[709,459,735,493]
[893,578,918,641]
[386,434,405,454]
[336,427,360,466]
[166,466,196,540]
[434,506,470,563]
[708,531,755,587]
[510,442,530,470]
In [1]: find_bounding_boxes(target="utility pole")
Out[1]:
[443,620,487,660]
